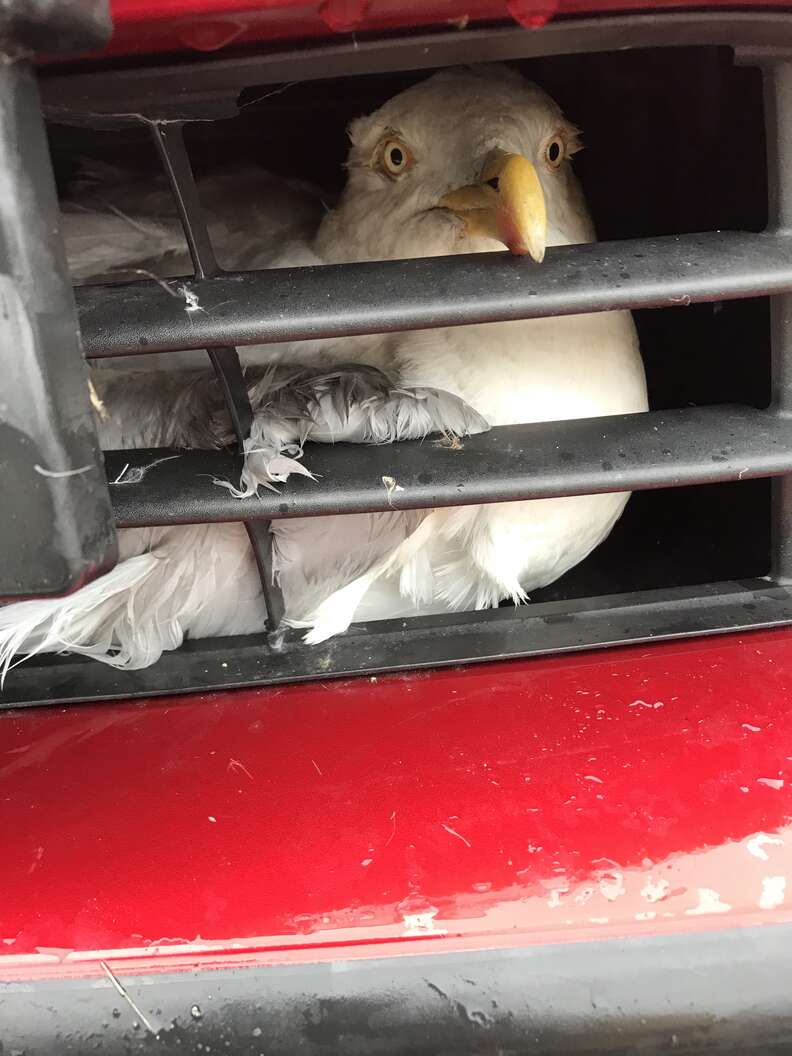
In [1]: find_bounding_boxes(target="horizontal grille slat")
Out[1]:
[77,231,792,359]
[106,404,790,528]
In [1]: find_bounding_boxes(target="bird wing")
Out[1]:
[61,205,187,283]
[0,363,486,680]
[64,161,325,279]
[91,361,488,454]
[63,162,328,370]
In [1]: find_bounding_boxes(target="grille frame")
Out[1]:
[3,11,792,705]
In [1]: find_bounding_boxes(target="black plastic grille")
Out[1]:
[3,11,792,705]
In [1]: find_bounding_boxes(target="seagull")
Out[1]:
[0,65,647,677]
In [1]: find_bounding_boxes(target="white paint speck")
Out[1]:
[598,871,626,902]
[441,823,471,848]
[746,833,784,861]
[574,886,595,906]
[208,816,217,823]
[635,910,657,921]
[402,909,447,937]
[739,786,750,793]
[757,778,785,790]
[583,775,603,784]
[640,877,670,903]
[360,858,373,867]
[685,888,731,915]
[760,875,786,910]
[742,723,762,732]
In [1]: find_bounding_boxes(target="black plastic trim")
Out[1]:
[76,232,792,358]
[37,11,792,123]
[1,579,788,707]
[0,60,116,599]
[105,406,792,528]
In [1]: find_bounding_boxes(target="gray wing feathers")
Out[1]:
[93,362,488,492]
[61,206,187,283]
[231,364,489,496]
[63,164,325,281]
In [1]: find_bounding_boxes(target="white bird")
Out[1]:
[0,65,648,678]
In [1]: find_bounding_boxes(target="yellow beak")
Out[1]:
[438,150,547,262]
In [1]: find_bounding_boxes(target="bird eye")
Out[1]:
[380,138,412,178]
[543,137,565,170]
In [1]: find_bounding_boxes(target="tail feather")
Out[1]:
[293,512,440,644]
[292,503,540,644]
[0,552,162,684]
[0,524,261,685]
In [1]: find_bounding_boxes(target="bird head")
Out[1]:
[315,65,594,265]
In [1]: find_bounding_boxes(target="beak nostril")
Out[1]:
[486,177,500,191]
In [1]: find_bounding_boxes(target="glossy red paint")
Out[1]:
[81,0,792,60]
[3,628,792,980]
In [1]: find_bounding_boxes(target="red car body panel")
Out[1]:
[2,628,792,979]
[84,0,792,59]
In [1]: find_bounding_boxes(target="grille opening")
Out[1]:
[47,43,772,606]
